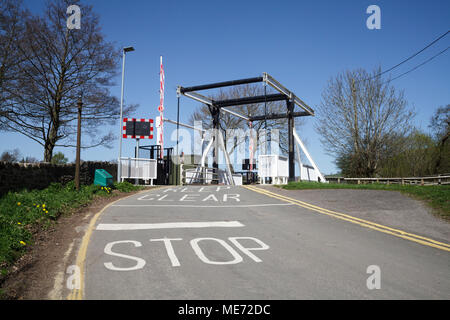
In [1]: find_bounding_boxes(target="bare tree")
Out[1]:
[429,104,450,173]
[0,148,21,162]
[315,68,415,177]
[0,0,28,119]
[22,156,40,163]
[0,0,25,80]
[0,0,136,161]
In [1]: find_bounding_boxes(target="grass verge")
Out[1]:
[0,181,143,275]
[280,181,450,219]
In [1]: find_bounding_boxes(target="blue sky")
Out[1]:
[2,0,449,174]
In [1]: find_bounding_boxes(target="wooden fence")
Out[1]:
[324,174,450,186]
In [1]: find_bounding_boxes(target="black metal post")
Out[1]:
[212,105,220,184]
[264,84,267,155]
[287,98,295,182]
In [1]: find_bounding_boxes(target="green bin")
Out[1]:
[94,169,113,187]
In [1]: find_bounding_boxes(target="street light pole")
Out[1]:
[117,46,135,182]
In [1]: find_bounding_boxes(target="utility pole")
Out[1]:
[117,46,135,182]
[75,97,83,191]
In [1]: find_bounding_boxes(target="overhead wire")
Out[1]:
[359,30,449,83]
[384,46,449,83]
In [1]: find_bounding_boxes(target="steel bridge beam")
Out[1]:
[249,111,310,121]
[220,108,250,121]
[213,94,287,108]
[263,73,314,116]
[179,77,263,93]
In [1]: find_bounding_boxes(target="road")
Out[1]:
[72,185,450,299]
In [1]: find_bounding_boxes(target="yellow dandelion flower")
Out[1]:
[42,204,46,208]
[20,241,26,246]
[17,202,21,206]
[17,222,21,225]
[37,205,40,208]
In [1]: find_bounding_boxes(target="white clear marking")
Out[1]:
[202,194,218,202]
[179,194,200,201]
[223,194,240,202]
[96,221,245,231]
[138,194,160,201]
[157,194,173,201]
[111,203,293,208]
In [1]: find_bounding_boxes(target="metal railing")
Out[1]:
[119,157,157,184]
[180,164,218,185]
[180,164,243,185]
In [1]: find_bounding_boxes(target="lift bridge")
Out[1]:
[173,73,326,186]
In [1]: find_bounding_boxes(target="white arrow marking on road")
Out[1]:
[96,221,244,231]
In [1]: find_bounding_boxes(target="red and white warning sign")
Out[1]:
[123,118,154,139]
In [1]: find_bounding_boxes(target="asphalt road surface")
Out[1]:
[75,185,450,299]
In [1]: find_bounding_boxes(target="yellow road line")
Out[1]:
[246,185,450,248]
[67,186,168,300]
[243,185,450,252]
